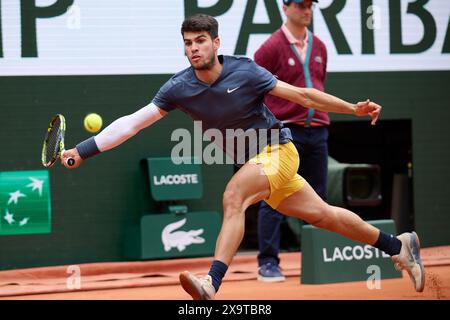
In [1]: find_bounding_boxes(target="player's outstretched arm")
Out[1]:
[268,80,381,125]
[61,103,167,169]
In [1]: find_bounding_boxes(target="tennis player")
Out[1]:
[61,14,425,299]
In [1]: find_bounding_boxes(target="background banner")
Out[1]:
[0,0,449,75]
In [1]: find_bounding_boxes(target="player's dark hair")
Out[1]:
[181,14,219,39]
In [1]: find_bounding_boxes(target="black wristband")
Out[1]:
[76,136,101,160]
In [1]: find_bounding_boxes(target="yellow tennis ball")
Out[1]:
[84,113,103,133]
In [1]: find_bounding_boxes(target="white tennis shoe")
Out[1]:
[391,232,425,292]
[179,271,216,300]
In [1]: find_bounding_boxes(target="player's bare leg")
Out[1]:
[215,163,271,264]
[180,162,270,299]
[276,181,425,292]
[277,181,380,244]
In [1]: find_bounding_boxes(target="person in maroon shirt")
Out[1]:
[254,0,330,282]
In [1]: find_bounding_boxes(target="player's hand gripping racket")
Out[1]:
[41,114,75,167]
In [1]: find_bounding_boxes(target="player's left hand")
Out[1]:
[355,99,382,125]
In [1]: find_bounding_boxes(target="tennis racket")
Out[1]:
[41,114,75,168]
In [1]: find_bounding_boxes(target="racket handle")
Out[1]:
[67,158,75,166]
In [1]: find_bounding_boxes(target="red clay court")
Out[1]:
[1,246,448,300]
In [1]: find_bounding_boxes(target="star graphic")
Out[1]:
[19,217,30,226]
[26,177,44,196]
[7,190,26,205]
[4,210,15,225]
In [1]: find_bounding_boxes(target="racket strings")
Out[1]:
[45,118,63,163]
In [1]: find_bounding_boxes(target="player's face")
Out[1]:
[284,0,315,27]
[183,32,219,70]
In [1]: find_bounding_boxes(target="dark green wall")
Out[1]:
[1,71,449,270]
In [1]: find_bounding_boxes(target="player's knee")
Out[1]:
[223,188,244,214]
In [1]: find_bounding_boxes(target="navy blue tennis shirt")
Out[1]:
[152,55,293,164]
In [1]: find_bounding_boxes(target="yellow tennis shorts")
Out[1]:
[249,141,306,209]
